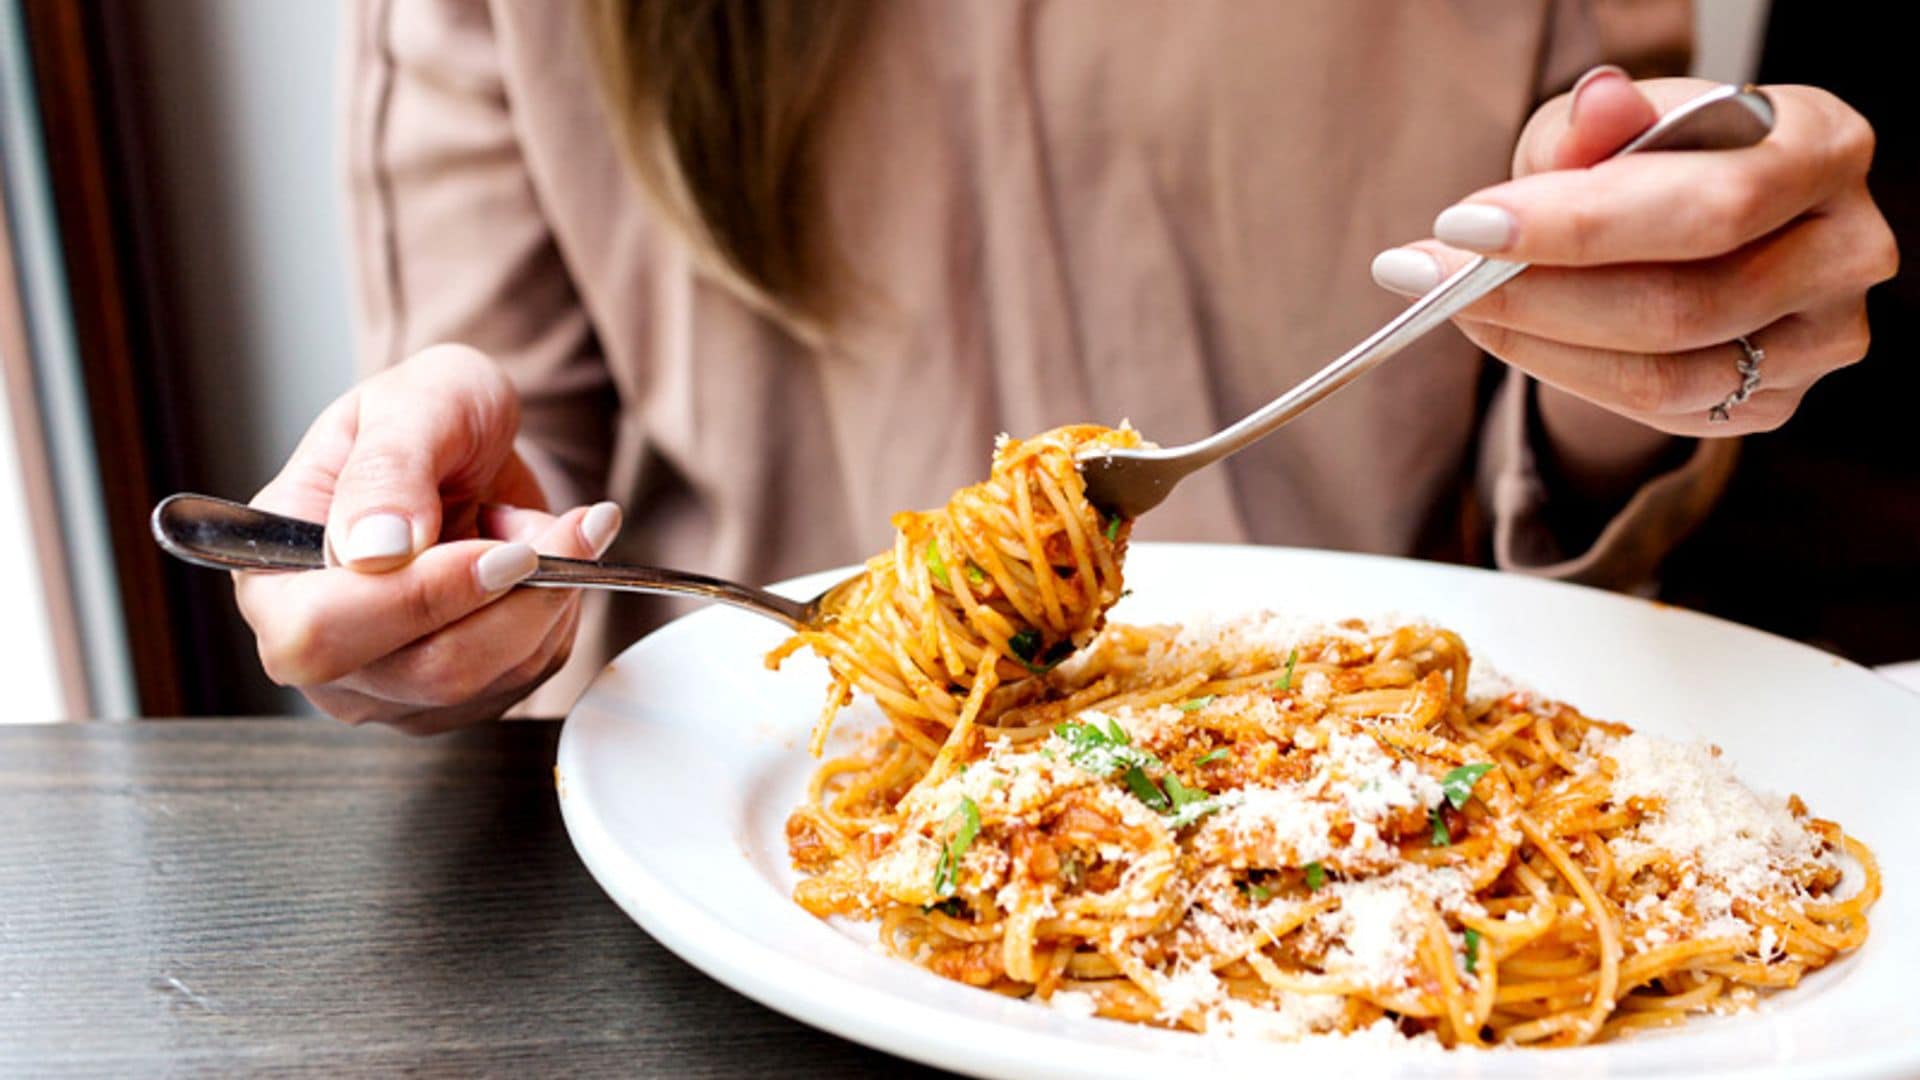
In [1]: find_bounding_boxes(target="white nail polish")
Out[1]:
[581,502,623,557]
[1571,64,1628,102]
[476,542,538,593]
[1370,248,1443,295]
[341,513,412,566]
[1434,204,1516,251]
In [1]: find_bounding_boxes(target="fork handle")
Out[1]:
[1172,83,1775,473]
[150,493,812,629]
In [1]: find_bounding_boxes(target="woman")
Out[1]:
[238,1,1894,733]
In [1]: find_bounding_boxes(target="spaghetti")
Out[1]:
[769,423,1140,764]
[773,428,1877,1047]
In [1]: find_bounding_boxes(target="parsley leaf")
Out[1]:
[1105,514,1122,542]
[1195,748,1231,765]
[1304,861,1326,892]
[1053,720,1102,763]
[933,848,955,895]
[925,540,950,587]
[1163,773,1204,808]
[1272,648,1299,692]
[1007,628,1075,673]
[932,796,982,897]
[1463,928,1482,974]
[1239,880,1272,902]
[951,796,981,852]
[1162,773,1220,827]
[1007,628,1041,662]
[1429,806,1452,848]
[1441,763,1495,809]
[1167,801,1218,828]
[1021,639,1075,675]
[1054,720,1151,774]
[1059,849,1085,888]
[965,561,987,585]
[1178,694,1215,713]
[1054,720,1216,823]
[1124,765,1170,811]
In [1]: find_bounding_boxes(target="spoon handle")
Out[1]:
[151,493,811,627]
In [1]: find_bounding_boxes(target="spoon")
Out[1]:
[151,493,858,631]
[1076,82,1777,519]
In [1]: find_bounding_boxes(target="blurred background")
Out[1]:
[0,0,1910,721]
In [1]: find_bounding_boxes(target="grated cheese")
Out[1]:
[1319,878,1420,988]
[1601,733,1826,937]
[1047,990,1099,1018]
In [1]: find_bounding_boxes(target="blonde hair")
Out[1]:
[581,0,866,344]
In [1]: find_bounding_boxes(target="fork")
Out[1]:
[1076,83,1776,520]
[151,494,861,631]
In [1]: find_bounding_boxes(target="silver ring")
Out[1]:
[1707,336,1765,423]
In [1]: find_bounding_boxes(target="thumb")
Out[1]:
[1516,66,1661,176]
[327,344,522,571]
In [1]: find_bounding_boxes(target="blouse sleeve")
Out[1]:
[1477,371,1738,590]
[341,0,616,510]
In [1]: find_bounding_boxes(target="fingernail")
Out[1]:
[580,501,623,557]
[476,542,538,593]
[1370,248,1443,295]
[1434,204,1516,252]
[341,513,413,566]
[1570,64,1629,123]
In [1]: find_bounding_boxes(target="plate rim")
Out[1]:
[557,541,1920,1079]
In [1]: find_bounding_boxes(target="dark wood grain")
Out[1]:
[0,720,950,1077]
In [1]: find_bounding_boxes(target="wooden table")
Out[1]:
[0,720,949,1076]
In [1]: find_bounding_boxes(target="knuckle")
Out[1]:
[1563,199,1605,264]
[257,608,327,688]
[399,571,455,636]
[1472,280,1514,324]
[1459,318,1516,362]
[500,656,549,697]
[1649,268,1716,351]
[231,575,264,629]
[257,638,300,688]
[407,342,520,433]
[407,342,494,380]
[404,638,495,708]
[1613,356,1680,415]
[326,697,384,728]
[548,632,576,675]
[1859,214,1900,287]
[1832,109,1877,176]
[1702,176,1766,251]
[1826,310,1873,367]
[340,442,429,495]
[515,636,574,691]
[1743,393,1798,433]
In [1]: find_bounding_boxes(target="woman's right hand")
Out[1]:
[234,344,622,734]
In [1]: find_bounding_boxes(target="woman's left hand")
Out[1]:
[1371,68,1897,436]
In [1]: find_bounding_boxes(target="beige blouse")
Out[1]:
[343,0,1731,712]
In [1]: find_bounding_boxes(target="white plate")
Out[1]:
[557,544,1920,1079]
